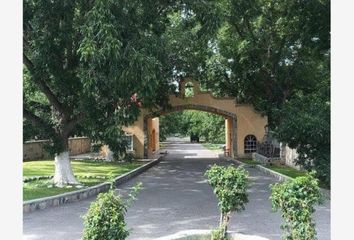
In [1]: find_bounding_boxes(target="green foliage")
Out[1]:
[24,0,170,155]
[211,227,231,240]
[201,0,330,122]
[198,0,331,186]
[163,2,222,83]
[264,164,307,179]
[205,165,248,214]
[23,160,143,200]
[83,190,128,240]
[24,0,222,157]
[160,110,225,143]
[24,0,330,185]
[275,82,330,187]
[270,172,323,240]
[205,165,248,238]
[83,182,142,240]
[159,112,186,141]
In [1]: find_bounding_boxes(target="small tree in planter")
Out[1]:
[270,172,323,240]
[83,182,142,240]
[205,164,249,239]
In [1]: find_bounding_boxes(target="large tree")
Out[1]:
[275,78,330,187]
[23,0,222,186]
[198,0,330,184]
[201,0,330,125]
[23,0,174,186]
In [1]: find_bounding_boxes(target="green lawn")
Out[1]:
[23,160,144,201]
[23,160,142,177]
[237,159,306,178]
[264,164,307,178]
[238,159,331,188]
[202,143,224,152]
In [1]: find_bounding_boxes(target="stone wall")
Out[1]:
[280,143,301,170]
[23,140,51,160]
[23,137,91,160]
[252,152,270,164]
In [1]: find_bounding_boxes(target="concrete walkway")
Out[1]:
[23,140,330,240]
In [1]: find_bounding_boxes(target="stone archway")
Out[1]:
[123,79,268,159]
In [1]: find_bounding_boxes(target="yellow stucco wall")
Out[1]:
[123,80,267,158]
[122,115,144,157]
[225,117,232,155]
[235,105,267,156]
[147,117,160,154]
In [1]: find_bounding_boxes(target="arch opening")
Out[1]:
[144,105,238,158]
[184,82,195,97]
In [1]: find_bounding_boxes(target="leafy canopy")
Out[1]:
[23,0,223,156]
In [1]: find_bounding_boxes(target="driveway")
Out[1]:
[23,139,330,240]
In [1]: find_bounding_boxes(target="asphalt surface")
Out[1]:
[23,139,330,240]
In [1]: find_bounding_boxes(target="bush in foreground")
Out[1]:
[270,172,323,240]
[205,165,249,239]
[82,182,142,240]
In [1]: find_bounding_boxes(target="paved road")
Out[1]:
[23,140,330,240]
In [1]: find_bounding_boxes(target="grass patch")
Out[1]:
[23,160,144,201]
[237,159,305,178]
[264,164,307,179]
[237,159,329,190]
[23,160,142,177]
[202,143,224,152]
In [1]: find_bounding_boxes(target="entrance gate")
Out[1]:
[123,79,268,159]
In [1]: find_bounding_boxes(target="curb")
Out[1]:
[23,156,164,213]
[223,156,330,200]
[154,229,270,240]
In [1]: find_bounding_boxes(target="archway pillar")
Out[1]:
[232,117,237,158]
[144,117,160,158]
[225,117,237,158]
[225,117,232,156]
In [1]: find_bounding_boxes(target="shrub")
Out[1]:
[205,165,249,239]
[210,227,231,240]
[82,182,141,240]
[270,172,323,240]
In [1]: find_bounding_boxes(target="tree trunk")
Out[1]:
[53,149,79,187]
[219,212,224,228]
[222,213,230,238]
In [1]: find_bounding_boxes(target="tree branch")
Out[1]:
[23,53,71,120]
[23,108,55,135]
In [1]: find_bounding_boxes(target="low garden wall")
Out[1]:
[23,137,91,160]
[252,152,270,164]
[225,156,330,200]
